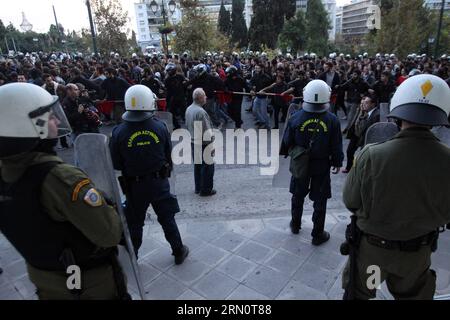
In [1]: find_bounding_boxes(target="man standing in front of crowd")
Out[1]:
[339,70,370,133]
[251,64,273,129]
[342,94,380,173]
[319,62,340,114]
[280,80,344,245]
[342,74,450,300]
[110,85,189,264]
[185,88,216,197]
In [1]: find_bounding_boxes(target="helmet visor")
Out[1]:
[29,99,72,139]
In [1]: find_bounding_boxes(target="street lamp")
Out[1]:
[149,0,176,56]
[32,38,39,51]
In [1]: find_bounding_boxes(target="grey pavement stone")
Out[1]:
[138,237,164,260]
[145,274,187,300]
[306,249,347,272]
[185,221,229,242]
[216,255,258,282]
[432,251,450,270]
[226,285,271,300]
[435,268,450,293]
[242,265,290,299]
[211,232,248,252]
[226,219,265,238]
[327,275,345,300]
[191,244,230,267]
[182,235,208,253]
[0,247,22,266]
[167,259,211,287]
[0,284,22,300]
[176,289,205,300]
[264,251,305,276]
[192,270,239,300]
[12,275,36,299]
[331,222,348,239]
[3,260,27,281]
[252,228,289,249]
[279,236,315,260]
[146,246,176,271]
[292,263,339,294]
[235,241,274,264]
[276,280,328,300]
[138,262,162,286]
[263,217,292,233]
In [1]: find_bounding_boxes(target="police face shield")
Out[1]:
[28,97,72,139]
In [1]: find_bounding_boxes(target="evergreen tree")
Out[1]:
[174,0,217,57]
[231,0,248,48]
[278,10,307,54]
[218,0,231,36]
[91,0,129,55]
[305,0,329,55]
[369,0,440,57]
[248,0,296,50]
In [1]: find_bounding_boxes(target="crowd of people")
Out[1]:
[1,50,449,135]
[1,48,450,301]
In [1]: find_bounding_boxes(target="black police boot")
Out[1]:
[199,189,217,197]
[289,220,301,234]
[174,245,189,265]
[312,231,330,246]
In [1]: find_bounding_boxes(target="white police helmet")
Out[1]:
[123,85,157,122]
[388,74,450,126]
[0,83,72,157]
[302,80,332,113]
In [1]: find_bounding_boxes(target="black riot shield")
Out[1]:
[364,122,400,146]
[73,133,146,300]
[154,111,176,190]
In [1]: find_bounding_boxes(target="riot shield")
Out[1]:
[272,105,299,188]
[364,122,399,146]
[432,126,450,147]
[379,103,390,122]
[74,133,146,300]
[154,111,176,190]
[155,111,174,134]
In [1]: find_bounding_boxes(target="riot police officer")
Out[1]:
[224,65,248,129]
[342,74,450,300]
[164,63,187,130]
[0,83,127,300]
[280,80,344,245]
[110,85,189,264]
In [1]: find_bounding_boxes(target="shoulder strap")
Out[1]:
[21,161,61,186]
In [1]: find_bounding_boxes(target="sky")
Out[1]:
[0,0,352,35]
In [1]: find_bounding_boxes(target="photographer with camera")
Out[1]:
[62,83,100,141]
[109,85,189,264]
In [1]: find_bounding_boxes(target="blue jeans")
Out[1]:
[192,143,215,193]
[253,97,270,128]
[216,103,232,124]
[205,98,221,127]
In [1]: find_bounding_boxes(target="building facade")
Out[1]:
[341,0,373,41]
[134,0,182,51]
[335,5,343,36]
[425,0,450,11]
[198,0,232,23]
[134,0,234,51]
